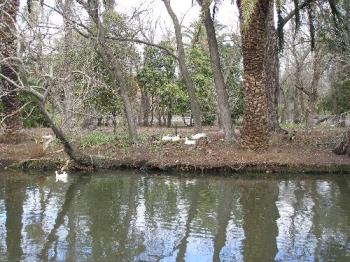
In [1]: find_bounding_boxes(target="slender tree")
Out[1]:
[197,0,234,140]
[81,0,138,140]
[162,0,203,132]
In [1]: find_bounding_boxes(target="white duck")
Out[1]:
[162,134,181,142]
[191,133,207,140]
[184,137,196,145]
[55,171,68,183]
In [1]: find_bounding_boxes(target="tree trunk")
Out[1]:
[98,44,138,141]
[166,107,172,128]
[306,50,323,129]
[0,0,22,135]
[140,87,149,126]
[61,0,74,129]
[239,0,270,150]
[162,0,203,133]
[265,1,282,132]
[200,3,233,141]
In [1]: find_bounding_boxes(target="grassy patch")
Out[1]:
[79,132,117,148]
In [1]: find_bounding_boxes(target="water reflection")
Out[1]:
[0,172,349,261]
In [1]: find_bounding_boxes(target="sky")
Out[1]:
[19,0,240,42]
[115,0,240,39]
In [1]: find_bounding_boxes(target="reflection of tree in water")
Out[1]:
[40,175,90,261]
[1,173,349,261]
[276,178,350,261]
[212,179,235,262]
[175,182,200,262]
[312,178,350,261]
[86,175,139,260]
[276,180,318,260]
[5,175,26,262]
[240,180,279,262]
[137,177,197,261]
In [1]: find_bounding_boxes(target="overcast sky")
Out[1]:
[20,0,240,41]
[116,0,240,38]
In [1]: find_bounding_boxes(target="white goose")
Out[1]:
[55,171,68,183]
[162,134,181,142]
[191,133,207,140]
[184,137,196,145]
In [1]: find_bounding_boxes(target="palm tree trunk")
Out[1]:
[0,0,22,135]
[239,0,270,150]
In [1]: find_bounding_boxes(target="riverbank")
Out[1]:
[0,127,349,174]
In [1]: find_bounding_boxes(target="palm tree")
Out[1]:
[238,0,270,150]
[234,0,339,150]
[0,0,22,135]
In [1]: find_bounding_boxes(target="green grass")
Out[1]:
[79,132,117,148]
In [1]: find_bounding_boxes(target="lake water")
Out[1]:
[0,171,349,261]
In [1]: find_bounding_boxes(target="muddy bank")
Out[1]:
[1,127,349,175]
[1,156,350,175]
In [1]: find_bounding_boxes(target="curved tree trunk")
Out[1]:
[239,0,270,150]
[0,0,22,135]
[162,0,203,133]
[200,3,233,141]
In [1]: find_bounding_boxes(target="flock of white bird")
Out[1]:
[161,132,207,145]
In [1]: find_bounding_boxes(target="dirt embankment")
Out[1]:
[0,127,349,174]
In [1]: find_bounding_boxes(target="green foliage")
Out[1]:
[137,41,185,117]
[320,80,350,114]
[240,0,258,30]
[188,45,217,125]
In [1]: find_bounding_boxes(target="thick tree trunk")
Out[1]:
[201,3,233,141]
[239,0,270,150]
[265,1,281,132]
[162,0,202,133]
[0,0,22,135]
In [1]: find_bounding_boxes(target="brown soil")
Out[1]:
[0,127,349,174]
